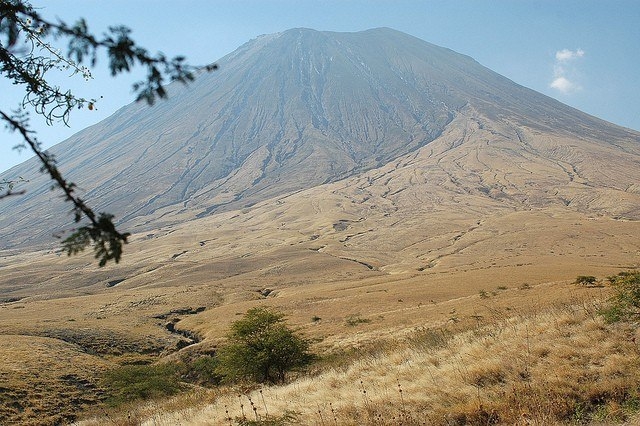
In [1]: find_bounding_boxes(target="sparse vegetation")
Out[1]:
[102,363,183,406]
[345,314,371,326]
[575,275,597,286]
[600,271,640,323]
[87,293,640,425]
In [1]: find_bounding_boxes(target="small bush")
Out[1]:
[599,304,625,324]
[102,363,183,406]
[575,275,597,286]
[179,355,221,386]
[345,314,371,326]
[600,271,640,323]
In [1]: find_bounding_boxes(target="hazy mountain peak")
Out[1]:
[1,28,638,249]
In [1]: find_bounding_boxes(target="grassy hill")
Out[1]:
[73,279,640,425]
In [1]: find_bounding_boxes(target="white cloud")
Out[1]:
[550,48,585,94]
[555,48,585,62]
[550,76,579,93]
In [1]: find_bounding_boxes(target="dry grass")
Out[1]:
[2,120,640,424]
[74,293,640,426]
[0,335,110,425]
[1,222,636,425]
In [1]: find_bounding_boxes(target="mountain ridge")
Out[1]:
[1,27,638,250]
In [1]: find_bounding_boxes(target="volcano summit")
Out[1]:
[2,27,638,250]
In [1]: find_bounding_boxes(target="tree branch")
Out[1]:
[0,0,216,265]
[0,109,129,265]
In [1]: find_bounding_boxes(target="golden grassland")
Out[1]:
[2,202,640,425]
[76,288,640,425]
[2,221,639,425]
[2,117,640,424]
[0,335,110,425]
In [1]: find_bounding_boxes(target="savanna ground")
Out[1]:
[83,286,640,426]
[2,134,640,425]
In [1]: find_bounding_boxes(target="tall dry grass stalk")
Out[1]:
[78,294,640,425]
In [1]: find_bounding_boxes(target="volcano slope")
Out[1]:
[2,27,636,247]
[2,108,640,424]
[0,28,640,424]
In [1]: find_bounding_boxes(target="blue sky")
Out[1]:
[2,0,639,173]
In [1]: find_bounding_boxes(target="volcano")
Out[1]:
[3,28,640,425]
[1,27,639,250]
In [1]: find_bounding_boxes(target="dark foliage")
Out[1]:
[0,0,216,265]
[216,307,312,384]
[102,363,183,406]
[575,275,597,286]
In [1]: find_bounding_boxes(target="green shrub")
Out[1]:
[179,355,221,386]
[599,304,625,324]
[216,307,312,384]
[102,363,182,406]
[599,271,640,323]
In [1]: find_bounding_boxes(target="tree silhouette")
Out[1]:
[0,0,216,265]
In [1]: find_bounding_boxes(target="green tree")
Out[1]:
[0,0,216,265]
[600,271,640,323]
[216,307,312,384]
